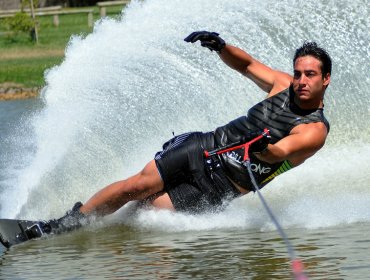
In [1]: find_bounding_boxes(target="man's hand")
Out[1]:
[184,31,226,52]
[248,131,271,153]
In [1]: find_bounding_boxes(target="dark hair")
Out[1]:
[293,42,332,77]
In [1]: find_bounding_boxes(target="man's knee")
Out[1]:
[130,160,164,196]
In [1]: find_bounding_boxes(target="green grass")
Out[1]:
[0,5,124,88]
[0,56,62,87]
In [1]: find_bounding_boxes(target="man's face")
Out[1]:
[292,55,330,106]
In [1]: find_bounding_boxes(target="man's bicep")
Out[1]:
[244,60,275,92]
[245,60,292,94]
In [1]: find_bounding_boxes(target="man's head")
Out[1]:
[292,42,332,108]
[293,42,332,78]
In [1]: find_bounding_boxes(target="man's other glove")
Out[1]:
[248,131,271,153]
[184,31,226,52]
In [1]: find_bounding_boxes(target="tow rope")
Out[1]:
[204,129,308,280]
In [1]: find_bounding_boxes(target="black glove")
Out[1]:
[184,31,226,52]
[247,131,271,153]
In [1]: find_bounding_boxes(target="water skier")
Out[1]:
[51,31,331,231]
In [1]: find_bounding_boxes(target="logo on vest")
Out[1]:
[226,151,243,163]
[250,163,271,175]
[226,152,271,175]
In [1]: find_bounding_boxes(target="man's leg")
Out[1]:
[148,192,175,210]
[80,160,164,216]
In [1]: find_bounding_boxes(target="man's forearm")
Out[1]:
[218,45,253,74]
[253,144,287,164]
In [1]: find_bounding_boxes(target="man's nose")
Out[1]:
[298,74,307,84]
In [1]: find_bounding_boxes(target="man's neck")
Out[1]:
[293,95,324,110]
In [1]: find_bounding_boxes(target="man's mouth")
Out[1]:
[297,89,309,95]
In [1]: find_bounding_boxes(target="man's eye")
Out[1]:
[293,72,301,79]
[306,72,317,77]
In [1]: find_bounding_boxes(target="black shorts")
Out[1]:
[154,132,241,213]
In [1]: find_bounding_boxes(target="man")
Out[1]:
[51,31,331,231]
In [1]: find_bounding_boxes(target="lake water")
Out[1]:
[0,0,369,279]
[0,221,369,279]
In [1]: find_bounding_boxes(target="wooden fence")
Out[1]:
[0,6,93,27]
[0,1,132,28]
[97,0,130,17]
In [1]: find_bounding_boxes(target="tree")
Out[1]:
[4,12,34,41]
[22,0,39,43]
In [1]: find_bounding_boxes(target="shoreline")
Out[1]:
[0,84,40,101]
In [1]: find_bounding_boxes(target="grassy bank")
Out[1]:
[0,5,124,95]
[0,54,63,87]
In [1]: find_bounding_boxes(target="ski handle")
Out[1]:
[204,128,270,162]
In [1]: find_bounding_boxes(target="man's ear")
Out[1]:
[323,73,331,88]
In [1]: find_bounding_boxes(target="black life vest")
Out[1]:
[213,86,330,190]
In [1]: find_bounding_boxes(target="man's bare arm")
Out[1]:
[254,122,328,166]
[219,44,292,95]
